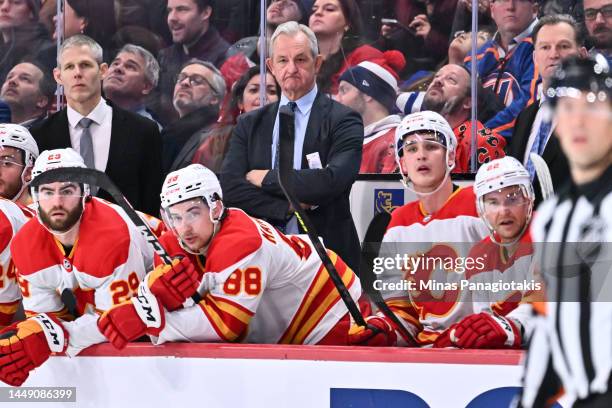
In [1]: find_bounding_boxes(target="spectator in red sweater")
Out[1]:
[335,51,405,173]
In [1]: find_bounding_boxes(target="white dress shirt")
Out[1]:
[67,98,113,171]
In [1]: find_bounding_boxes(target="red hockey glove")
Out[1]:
[433,324,459,348]
[348,316,397,347]
[450,312,522,349]
[0,314,68,386]
[147,257,199,311]
[98,284,165,350]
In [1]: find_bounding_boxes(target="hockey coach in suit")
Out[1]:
[31,35,163,216]
[220,21,363,272]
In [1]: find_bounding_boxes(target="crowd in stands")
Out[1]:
[0,2,609,397]
[1,0,608,182]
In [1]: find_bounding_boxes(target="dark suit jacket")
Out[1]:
[220,92,363,272]
[508,102,570,206]
[30,100,163,215]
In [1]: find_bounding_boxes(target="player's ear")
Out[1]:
[447,149,456,170]
[23,167,33,183]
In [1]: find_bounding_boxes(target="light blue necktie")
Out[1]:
[526,119,551,180]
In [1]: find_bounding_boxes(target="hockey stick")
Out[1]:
[360,212,418,346]
[30,167,204,303]
[529,153,554,200]
[277,106,368,327]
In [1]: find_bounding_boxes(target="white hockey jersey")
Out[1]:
[379,186,489,345]
[0,200,31,326]
[10,198,154,356]
[465,232,540,338]
[153,208,362,345]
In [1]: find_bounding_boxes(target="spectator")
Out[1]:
[406,0,460,66]
[193,66,280,174]
[450,0,495,40]
[0,61,53,127]
[213,0,260,44]
[465,0,540,140]
[156,0,230,124]
[399,27,494,92]
[30,35,163,215]
[509,14,586,204]
[114,0,172,45]
[401,64,506,173]
[226,0,314,63]
[103,44,161,127]
[220,21,363,272]
[448,29,494,66]
[583,0,612,62]
[0,0,53,81]
[335,52,405,173]
[54,0,117,59]
[309,0,384,95]
[162,59,225,174]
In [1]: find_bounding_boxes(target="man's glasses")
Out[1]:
[584,5,612,21]
[175,73,219,95]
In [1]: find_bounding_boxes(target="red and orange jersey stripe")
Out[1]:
[385,298,422,331]
[0,299,20,326]
[279,251,356,345]
[199,294,254,342]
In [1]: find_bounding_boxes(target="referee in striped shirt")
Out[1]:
[518,55,612,407]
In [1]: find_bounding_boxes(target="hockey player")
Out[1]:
[0,124,39,206]
[518,56,612,407]
[434,156,538,349]
[0,148,157,387]
[348,111,489,347]
[97,164,362,348]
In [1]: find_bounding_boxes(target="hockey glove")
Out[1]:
[449,312,521,349]
[348,316,397,347]
[433,324,458,348]
[147,257,198,311]
[0,314,68,386]
[98,283,165,350]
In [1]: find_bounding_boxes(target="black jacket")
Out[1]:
[508,102,570,207]
[30,100,163,216]
[220,92,363,272]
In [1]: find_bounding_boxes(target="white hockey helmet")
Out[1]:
[30,148,90,235]
[394,111,457,192]
[161,164,223,212]
[0,123,39,167]
[161,164,225,254]
[474,156,534,243]
[31,148,90,197]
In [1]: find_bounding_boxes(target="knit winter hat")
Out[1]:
[339,51,406,112]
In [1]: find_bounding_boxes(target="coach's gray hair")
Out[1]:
[179,58,226,101]
[118,44,160,87]
[269,21,319,59]
[57,35,104,66]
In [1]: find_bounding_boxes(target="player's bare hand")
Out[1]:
[246,169,269,188]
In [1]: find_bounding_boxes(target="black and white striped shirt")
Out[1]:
[520,165,612,407]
